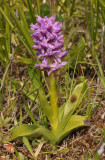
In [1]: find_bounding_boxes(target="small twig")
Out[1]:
[0,57,13,92]
[34,142,44,157]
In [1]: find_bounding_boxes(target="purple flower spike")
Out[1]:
[31,16,67,75]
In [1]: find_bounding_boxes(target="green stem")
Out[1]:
[92,40,95,58]
[49,73,58,131]
[51,0,55,17]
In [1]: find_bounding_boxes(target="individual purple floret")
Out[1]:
[30,16,67,75]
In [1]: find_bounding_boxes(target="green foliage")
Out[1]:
[85,0,99,43]
[22,136,35,157]
[95,56,105,89]
[63,82,86,116]
[28,68,41,90]
[94,150,100,160]
[11,81,88,144]
[23,98,37,125]
[54,115,86,144]
[104,127,105,142]
[0,0,104,159]
[99,0,105,7]
[38,88,56,131]
[11,124,57,144]
[67,36,86,69]
[11,114,86,145]
[41,3,51,17]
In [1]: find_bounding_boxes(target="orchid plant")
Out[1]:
[11,16,88,145]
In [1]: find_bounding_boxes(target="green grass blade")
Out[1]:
[4,3,10,60]
[104,127,105,142]
[26,0,35,23]
[23,97,37,125]
[99,0,105,7]
[70,0,76,16]
[94,0,99,41]
[101,5,105,24]
[3,1,35,55]
[90,0,94,40]
[91,92,105,117]
[85,0,92,38]
[36,0,41,15]
[23,137,35,157]
[0,7,34,56]
[94,150,100,160]
[96,56,105,88]
[87,84,101,118]
[18,0,30,28]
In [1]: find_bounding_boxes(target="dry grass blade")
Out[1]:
[34,142,44,157]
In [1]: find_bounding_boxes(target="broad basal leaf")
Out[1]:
[54,115,87,144]
[11,124,57,144]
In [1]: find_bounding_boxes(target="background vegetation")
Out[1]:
[0,0,105,159]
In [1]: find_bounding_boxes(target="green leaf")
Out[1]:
[18,57,35,65]
[63,82,85,117]
[0,6,33,55]
[25,0,35,24]
[20,82,36,101]
[18,152,25,160]
[28,68,41,90]
[55,115,86,144]
[68,39,86,68]
[99,0,105,7]
[36,0,41,15]
[3,1,35,55]
[41,3,50,17]
[23,98,37,125]
[11,78,19,90]
[94,150,100,160]
[103,127,105,142]
[38,88,57,131]
[58,103,65,123]
[23,137,34,157]
[101,6,105,24]
[11,124,57,144]
[0,91,3,110]
[84,152,92,160]
[96,56,105,89]
[77,36,85,47]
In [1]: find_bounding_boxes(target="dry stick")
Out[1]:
[101,23,105,71]
[0,57,13,92]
